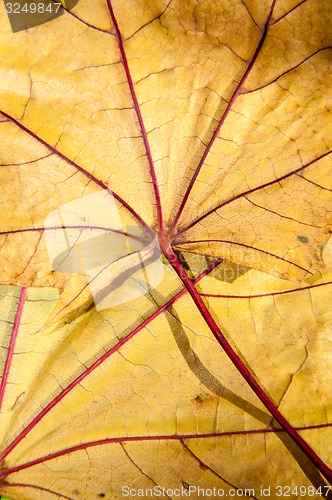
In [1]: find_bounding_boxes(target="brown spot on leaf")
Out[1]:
[297,235,309,244]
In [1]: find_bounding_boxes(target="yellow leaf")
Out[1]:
[0,0,332,498]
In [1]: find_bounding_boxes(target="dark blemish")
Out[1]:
[193,395,203,404]
[193,393,214,406]
[72,490,80,495]
[297,235,309,244]
[173,249,190,270]
[182,481,190,490]
[98,494,106,498]
[199,463,208,470]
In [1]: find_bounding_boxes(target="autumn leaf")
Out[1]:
[0,0,332,498]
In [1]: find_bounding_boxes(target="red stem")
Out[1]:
[0,110,150,232]
[2,423,331,480]
[162,244,332,484]
[201,280,332,299]
[1,482,73,499]
[170,0,277,232]
[0,288,27,411]
[106,0,163,232]
[0,259,222,465]
[175,149,332,237]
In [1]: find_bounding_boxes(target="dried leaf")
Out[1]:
[0,0,332,498]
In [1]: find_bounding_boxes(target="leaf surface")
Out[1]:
[0,0,332,498]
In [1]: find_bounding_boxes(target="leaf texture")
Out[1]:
[0,0,332,498]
